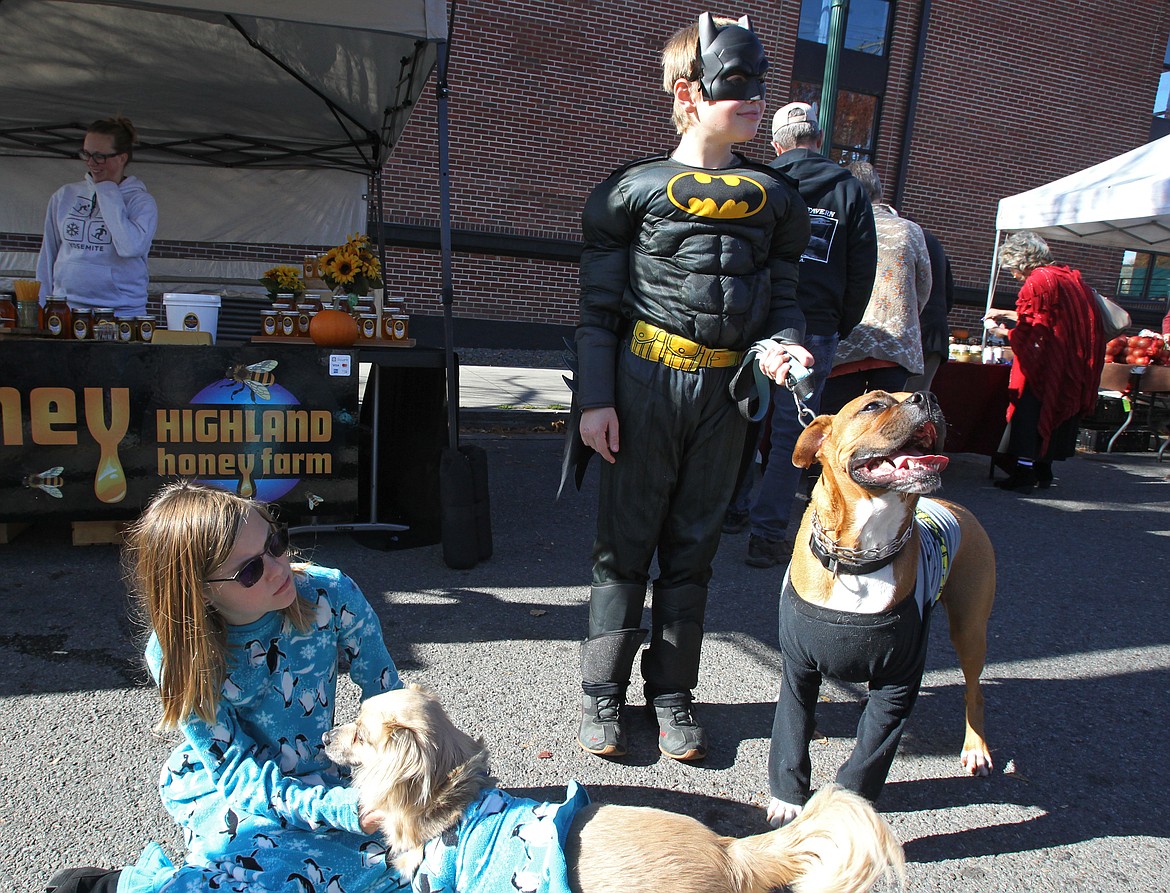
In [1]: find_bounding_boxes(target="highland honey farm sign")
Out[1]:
[0,343,360,522]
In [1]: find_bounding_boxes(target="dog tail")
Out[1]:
[725,785,905,893]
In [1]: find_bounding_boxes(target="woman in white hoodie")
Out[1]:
[36,116,158,318]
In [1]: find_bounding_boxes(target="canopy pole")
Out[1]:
[437,15,457,451]
[374,168,388,325]
[983,229,1005,347]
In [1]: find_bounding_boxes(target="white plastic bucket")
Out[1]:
[163,293,221,343]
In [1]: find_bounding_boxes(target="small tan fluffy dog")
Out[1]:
[324,684,905,893]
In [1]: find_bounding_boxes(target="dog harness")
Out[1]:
[912,497,959,613]
[412,782,590,893]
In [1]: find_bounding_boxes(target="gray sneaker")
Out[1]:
[578,694,628,757]
[746,534,791,568]
[647,694,707,761]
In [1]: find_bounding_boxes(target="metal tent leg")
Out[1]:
[288,362,407,538]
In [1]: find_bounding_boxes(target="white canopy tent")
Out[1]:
[0,0,447,281]
[986,134,1170,314]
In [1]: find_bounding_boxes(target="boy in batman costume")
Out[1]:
[563,13,812,761]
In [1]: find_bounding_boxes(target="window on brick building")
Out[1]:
[798,0,891,55]
[791,1,891,162]
[792,81,878,163]
[1153,33,1169,139]
[1118,251,1170,314]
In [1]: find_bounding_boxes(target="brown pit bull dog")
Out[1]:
[766,390,995,828]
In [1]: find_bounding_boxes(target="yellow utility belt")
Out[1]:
[629,319,743,372]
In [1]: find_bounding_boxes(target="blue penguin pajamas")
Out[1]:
[412,783,590,893]
[119,565,407,893]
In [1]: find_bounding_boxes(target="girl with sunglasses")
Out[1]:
[35,115,158,319]
[47,481,404,893]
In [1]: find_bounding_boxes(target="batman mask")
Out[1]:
[697,12,768,102]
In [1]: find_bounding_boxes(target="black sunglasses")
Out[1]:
[78,149,122,163]
[207,524,289,588]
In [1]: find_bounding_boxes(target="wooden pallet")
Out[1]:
[70,520,129,546]
[0,520,128,545]
[0,523,30,544]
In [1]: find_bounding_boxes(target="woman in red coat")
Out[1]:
[985,231,1105,491]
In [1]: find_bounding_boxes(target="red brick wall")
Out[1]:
[869,0,922,182]
[899,0,1169,301]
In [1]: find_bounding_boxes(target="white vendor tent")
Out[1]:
[0,0,447,280]
[986,134,1170,313]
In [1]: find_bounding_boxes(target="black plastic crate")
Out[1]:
[1081,395,1129,429]
[1076,428,1154,453]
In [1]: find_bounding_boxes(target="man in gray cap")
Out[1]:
[727,101,878,568]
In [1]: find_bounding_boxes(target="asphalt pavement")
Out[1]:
[3,371,1169,891]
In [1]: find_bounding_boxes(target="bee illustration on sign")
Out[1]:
[306,493,324,511]
[23,466,65,498]
[226,360,279,401]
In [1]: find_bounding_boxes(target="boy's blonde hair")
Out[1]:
[662,17,738,134]
[123,480,312,729]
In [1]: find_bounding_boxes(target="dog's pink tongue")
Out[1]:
[894,454,949,472]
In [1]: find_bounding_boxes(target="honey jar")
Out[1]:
[136,316,155,343]
[358,313,378,340]
[278,307,298,338]
[260,309,278,337]
[390,313,409,341]
[44,297,72,338]
[72,309,93,340]
[92,307,118,341]
[296,303,316,337]
[0,294,16,330]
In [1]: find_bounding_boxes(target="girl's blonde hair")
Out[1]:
[661,17,737,134]
[123,480,312,729]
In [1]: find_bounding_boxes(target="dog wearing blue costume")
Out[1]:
[325,685,905,893]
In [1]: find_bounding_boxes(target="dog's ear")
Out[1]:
[793,416,831,468]
[346,715,430,827]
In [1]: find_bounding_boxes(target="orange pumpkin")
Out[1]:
[309,308,358,347]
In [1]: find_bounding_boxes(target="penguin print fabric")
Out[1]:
[120,565,406,893]
[411,783,590,893]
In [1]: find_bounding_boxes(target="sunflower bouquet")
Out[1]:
[318,233,383,306]
[259,265,305,299]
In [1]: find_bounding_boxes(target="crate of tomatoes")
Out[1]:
[1103,332,1169,366]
